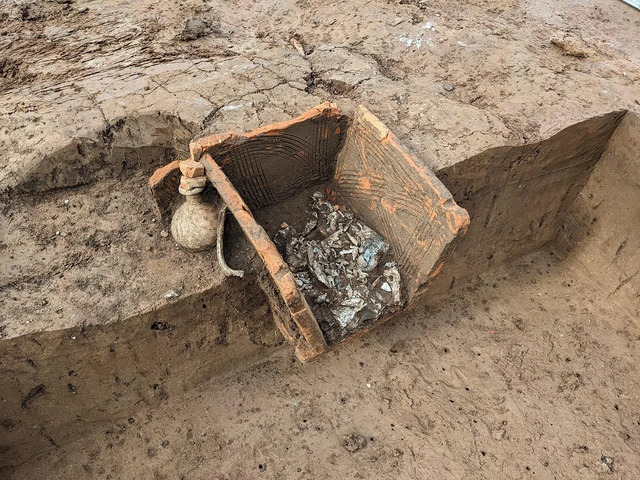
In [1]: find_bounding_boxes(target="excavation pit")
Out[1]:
[1,104,638,473]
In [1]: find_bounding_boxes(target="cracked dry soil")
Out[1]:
[1,0,640,479]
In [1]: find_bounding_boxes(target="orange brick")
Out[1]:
[180,160,205,178]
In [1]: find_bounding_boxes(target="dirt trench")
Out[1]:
[1,108,638,478]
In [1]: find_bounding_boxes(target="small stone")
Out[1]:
[315,293,330,304]
[381,282,392,292]
[600,455,614,472]
[180,19,209,41]
[160,230,169,238]
[44,26,70,41]
[20,3,43,21]
[443,83,454,91]
[342,434,367,453]
[63,199,70,205]
[289,37,306,57]
[163,290,180,300]
[356,236,389,272]
[550,33,592,58]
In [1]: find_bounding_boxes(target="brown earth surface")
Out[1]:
[1,0,640,478]
[10,248,640,479]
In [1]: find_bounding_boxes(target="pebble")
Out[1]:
[160,230,169,238]
[600,455,614,472]
[43,26,70,41]
[315,293,329,304]
[163,290,180,300]
[180,18,208,41]
[289,37,306,57]
[342,434,367,453]
[443,83,454,91]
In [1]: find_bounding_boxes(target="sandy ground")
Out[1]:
[1,0,640,478]
[11,248,640,479]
